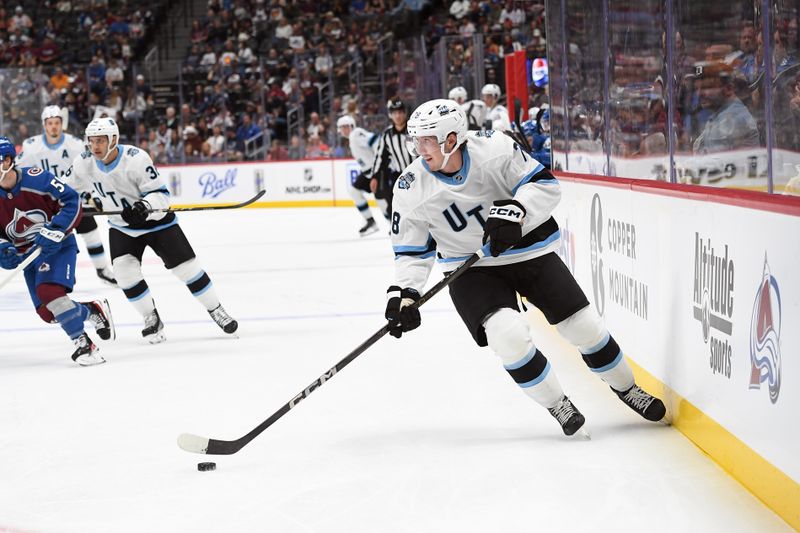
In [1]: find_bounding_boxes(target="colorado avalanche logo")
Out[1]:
[5,208,48,247]
[749,254,782,404]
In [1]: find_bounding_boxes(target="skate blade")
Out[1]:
[75,353,107,366]
[359,227,379,237]
[569,427,591,440]
[146,332,167,344]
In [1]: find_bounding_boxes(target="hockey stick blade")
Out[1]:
[84,190,265,217]
[177,247,487,456]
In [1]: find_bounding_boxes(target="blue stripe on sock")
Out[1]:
[504,347,536,371]
[518,361,551,388]
[193,282,213,296]
[591,350,624,373]
[128,288,151,302]
[581,333,610,355]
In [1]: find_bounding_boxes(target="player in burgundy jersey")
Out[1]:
[0,136,115,365]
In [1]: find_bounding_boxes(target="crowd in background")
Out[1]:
[1,0,547,165]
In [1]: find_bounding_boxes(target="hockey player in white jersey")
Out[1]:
[384,99,665,435]
[69,118,238,343]
[448,86,486,131]
[480,84,511,132]
[336,115,389,236]
[16,106,116,286]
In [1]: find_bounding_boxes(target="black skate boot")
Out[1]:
[84,299,115,341]
[96,267,117,286]
[71,333,106,366]
[613,385,666,422]
[358,217,379,237]
[142,308,166,344]
[547,395,586,436]
[209,304,238,334]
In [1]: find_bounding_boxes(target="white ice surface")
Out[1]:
[0,208,792,533]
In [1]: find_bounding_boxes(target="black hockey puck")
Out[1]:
[197,462,216,472]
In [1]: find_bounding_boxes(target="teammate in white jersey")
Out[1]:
[384,99,666,435]
[448,86,487,131]
[68,118,238,343]
[480,84,511,132]
[16,106,116,286]
[336,115,388,236]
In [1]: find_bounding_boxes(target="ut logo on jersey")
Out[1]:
[5,208,48,246]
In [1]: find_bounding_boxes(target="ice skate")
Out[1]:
[358,218,379,237]
[613,385,666,422]
[142,309,166,344]
[209,304,238,334]
[85,299,115,340]
[71,333,106,366]
[96,267,117,286]
[547,395,588,437]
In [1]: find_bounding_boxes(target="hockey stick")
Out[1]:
[0,247,41,291]
[513,97,535,154]
[178,247,488,455]
[83,190,266,217]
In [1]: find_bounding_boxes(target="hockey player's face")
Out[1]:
[88,136,111,159]
[44,118,63,139]
[414,135,445,168]
[338,125,353,138]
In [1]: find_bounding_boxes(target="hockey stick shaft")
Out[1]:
[0,247,41,291]
[83,190,265,217]
[178,247,487,456]
[513,97,535,154]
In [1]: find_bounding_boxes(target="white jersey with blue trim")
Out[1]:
[349,127,379,176]
[390,130,559,292]
[68,144,172,235]
[485,104,511,132]
[16,133,85,179]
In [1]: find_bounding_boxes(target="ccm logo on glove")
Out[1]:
[488,205,525,220]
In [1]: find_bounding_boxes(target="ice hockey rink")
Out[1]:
[0,207,793,533]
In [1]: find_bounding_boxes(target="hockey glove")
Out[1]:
[385,285,421,338]
[80,192,103,213]
[0,242,21,270]
[482,199,526,257]
[121,200,150,227]
[34,226,65,257]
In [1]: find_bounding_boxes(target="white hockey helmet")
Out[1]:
[448,86,468,103]
[336,115,356,137]
[481,83,502,99]
[85,117,120,161]
[407,99,468,169]
[41,105,69,132]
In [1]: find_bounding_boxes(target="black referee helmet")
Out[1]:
[386,98,408,114]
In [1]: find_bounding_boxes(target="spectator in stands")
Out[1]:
[692,59,759,154]
[105,59,124,88]
[37,37,61,65]
[208,125,226,160]
[734,23,758,84]
[236,113,261,155]
[50,67,70,91]
[225,127,243,161]
[267,139,289,161]
[288,134,305,160]
[184,125,210,159]
[9,6,33,35]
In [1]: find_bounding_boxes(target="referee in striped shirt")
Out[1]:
[370,98,415,217]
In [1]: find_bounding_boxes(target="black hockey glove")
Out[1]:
[80,192,103,213]
[121,200,150,227]
[482,199,526,257]
[385,285,421,338]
